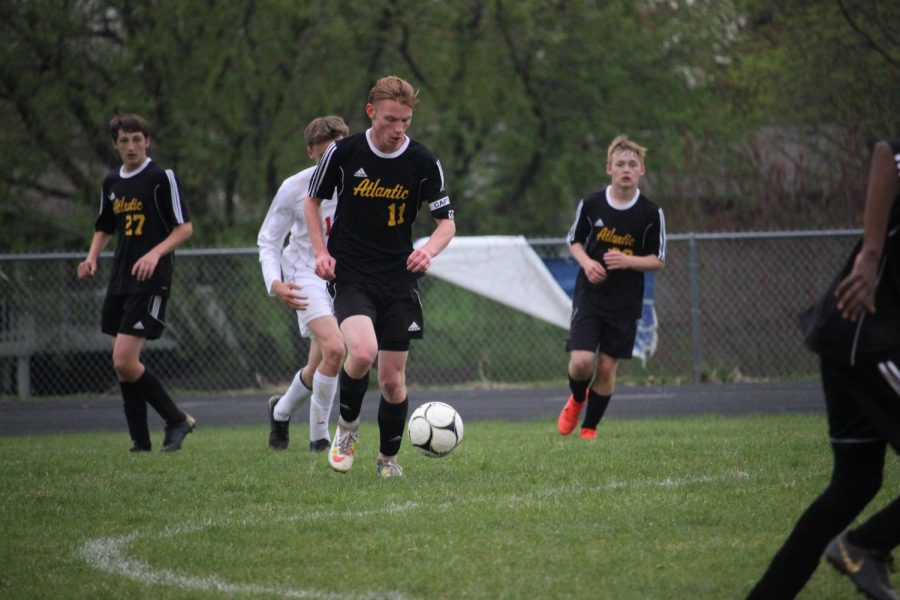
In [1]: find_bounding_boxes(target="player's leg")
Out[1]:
[108,327,151,451]
[306,314,344,451]
[580,318,637,439]
[580,353,618,438]
[746,357,887,599]
[328,314,377,472]
[559,350,594,435]
[375,349,409,478]
[560,306,602,436]
[823,357,900,599]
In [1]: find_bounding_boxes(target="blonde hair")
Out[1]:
[367,75,418,109]
[304,115,349,147]
[606,135,647,165]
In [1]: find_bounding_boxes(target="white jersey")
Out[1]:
[258,165,337,294]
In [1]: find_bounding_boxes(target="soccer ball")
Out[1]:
[407,401,464,457]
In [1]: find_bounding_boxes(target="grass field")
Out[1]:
[1,414,897,599]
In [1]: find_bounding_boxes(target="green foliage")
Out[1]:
[1,415,897,597]
[1,0,897,252]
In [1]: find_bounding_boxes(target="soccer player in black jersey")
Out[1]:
[747,140,900,600]
[557,136,667,440]
[77,113,196,453]
[305,75,456,478]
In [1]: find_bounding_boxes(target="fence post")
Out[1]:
[689,235,702,383]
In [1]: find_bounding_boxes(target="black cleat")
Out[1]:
[129,443,151,452]
[825,532,898,600]
[309,438,330,452]
[161,414,196,452]
[268,395,289,450]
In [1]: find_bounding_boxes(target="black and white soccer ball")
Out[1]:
[407,401,464,457]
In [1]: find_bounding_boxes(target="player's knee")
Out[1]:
[568,358,593,378]
[380,376,406,401]
[321,339,345,368]
[112,357,141,381]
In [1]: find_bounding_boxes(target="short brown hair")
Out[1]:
[367,75,418,109]
[606,135,647,165]
[109,113,150,141]
[304,115,349,147]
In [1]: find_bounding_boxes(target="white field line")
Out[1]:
[78,470,751,598]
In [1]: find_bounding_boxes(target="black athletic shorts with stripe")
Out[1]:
[328,280,424,352]
[101,293,167,340]
[822,354,900,453]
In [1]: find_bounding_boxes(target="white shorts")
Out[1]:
[289,271,335,338]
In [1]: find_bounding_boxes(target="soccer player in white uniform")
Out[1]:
[258,116,349,451]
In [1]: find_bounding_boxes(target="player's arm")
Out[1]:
[603,252,665,272]
[304,195,335,280]
[77,231,112,280]
[407,217,456,273]
[258,187,308,310]
[834,140,898,321]
[132,222,193,281]
[570,242,607,284]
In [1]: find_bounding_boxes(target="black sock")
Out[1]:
[378,396,409,457]
[568,376,591,403]
[338,368,369,423]
[120,380,151,449]
[746,442,885,599]
[581,391,611,429]
[136,370,185,426]
[848,491,900,553]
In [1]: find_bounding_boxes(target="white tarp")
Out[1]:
[415,235,572,329]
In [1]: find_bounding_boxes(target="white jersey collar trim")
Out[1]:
[119,158,152,179]
[605,186,640,210]
[365,128,409,158]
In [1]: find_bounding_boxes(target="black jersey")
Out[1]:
[567,186,666,319]
[95,158,190,296]
[801,140,900,364]
[308,130,454,283]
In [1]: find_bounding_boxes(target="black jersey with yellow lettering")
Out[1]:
[567,186,666,319]
[308,130,453,283]
[95,158,190,296]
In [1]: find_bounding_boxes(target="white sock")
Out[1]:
[309,370,338,442]
[274,369,312,421]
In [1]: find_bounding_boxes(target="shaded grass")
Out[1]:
[1,415,896,599]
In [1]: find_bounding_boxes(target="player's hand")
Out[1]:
[77,259,97,280]
[583,258,607,284]
[132,252,160,281]
[834,251,878,322]
[314,252,336,281]
[603,249,631,271]
[407,247,434,273]
[272,281,309,311]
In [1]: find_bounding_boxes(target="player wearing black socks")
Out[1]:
[747,140,900,599]
[77,113,195,453]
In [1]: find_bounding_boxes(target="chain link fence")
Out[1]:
[0,231,858,398]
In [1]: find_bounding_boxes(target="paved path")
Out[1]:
[0,381,824,436]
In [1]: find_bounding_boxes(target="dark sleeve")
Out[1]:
[159,168,191,225]
[567,199,590,246]
[424,156,453,220]
[94,177,116,234]
[308,140,342,200]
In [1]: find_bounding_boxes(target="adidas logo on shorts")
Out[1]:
[407,321,421,332]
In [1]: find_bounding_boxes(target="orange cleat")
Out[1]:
[580,427,597,440]
[557,394,585,436]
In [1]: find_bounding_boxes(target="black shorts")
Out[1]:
[101,293,167,340]
[565,307,637,359]
[821,355,900,454]
[329,280,424,352]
